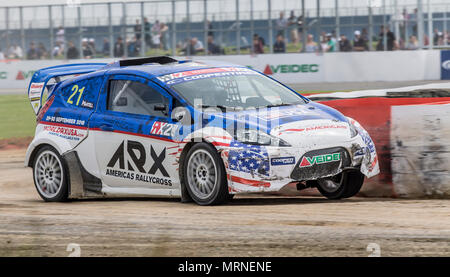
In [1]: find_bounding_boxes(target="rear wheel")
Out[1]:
[32,146,68,202]
[316,170,364,200]
[183,143,229,205]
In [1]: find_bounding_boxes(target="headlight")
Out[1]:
[236,129,291,147]
[349,122,359,138]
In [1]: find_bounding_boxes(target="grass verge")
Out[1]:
[0,95,36,140]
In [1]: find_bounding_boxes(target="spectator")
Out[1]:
[339,34,352,52]
[88,38,96,56]
[361,28,369,44]
[114,37,124,57]
[151,20,161,48]
[52,41,64,57]
[434,29,444,46]
[376,25,396,51]
[273,34,286,53]
[56,26,65,46]
[102,38,110,56]
[353,30,368,51]
[405,35,419,50]
[400,8,409,40]
[9,44,23,59]
[7,45,15,58]
[81,38,94,59]
[206,20,214,37]
[160,22,169,50]
[135,19,142,40]
[127,36,141,57]
[37,43,48,59]
[0,48,4,60]
[410,8,418,36]
[324,33,336,52]
[207,35,222,55]
[287,10,298,44]
[189,37,204,55]
[252,34,264,54]
[144,17,151,48]
[296,14,304,44]
[27,42,39,60]
[276,11,288,37]
[304,34,318,53]
[66,41,79,59]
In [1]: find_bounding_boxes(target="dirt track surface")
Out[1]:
[0,148,449,257]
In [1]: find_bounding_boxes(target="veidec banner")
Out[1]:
[441,50,450,80]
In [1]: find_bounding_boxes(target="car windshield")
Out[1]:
[170,73,307,109]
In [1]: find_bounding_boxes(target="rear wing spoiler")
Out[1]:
[28,63,107,115]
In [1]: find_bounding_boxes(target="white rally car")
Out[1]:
[25,57,379,205]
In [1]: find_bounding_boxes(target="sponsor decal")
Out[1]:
[442,60,450,71]
[43,125,85,141]
[271,157,295,166]
[29,82,45,98]
[16,70,35,80]
[106,140,172,186]
[150,121,176,137]
[441,50,450,80]
[0,72,7,79]
[299,153,341,168]
[263,64,319,75]
[228,141,270,176]
[81,100,94,109]
[157,67,257,85]
[45,115,86,126]
[257,106,320,120]
[278,124,347,134]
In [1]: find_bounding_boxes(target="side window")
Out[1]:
[107,79,169,118]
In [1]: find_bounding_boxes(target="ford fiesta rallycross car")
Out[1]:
[26,56,379,205]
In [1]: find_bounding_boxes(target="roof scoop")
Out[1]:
[119,56,179,67]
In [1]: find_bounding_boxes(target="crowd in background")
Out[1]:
[1,7,450,60]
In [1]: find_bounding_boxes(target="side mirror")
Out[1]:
[154,104,168,115]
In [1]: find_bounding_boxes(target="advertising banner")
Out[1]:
[441,50,450,80]
[0,50,442,91]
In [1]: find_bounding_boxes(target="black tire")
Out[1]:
[341,171,365,198]
[316,170,364,200]
[32,145,69,202]
[182,142,229,205]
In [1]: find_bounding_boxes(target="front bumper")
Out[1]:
[222,136,377,194]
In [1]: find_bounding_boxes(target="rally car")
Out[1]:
[25,56,379,205]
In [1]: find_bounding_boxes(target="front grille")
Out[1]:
[290,147,351,181]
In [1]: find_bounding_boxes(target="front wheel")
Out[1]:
[183,143,230,205]
[32,145,68,202]
[316,170,364,200]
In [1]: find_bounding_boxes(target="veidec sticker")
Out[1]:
[299,153,341,168]
[271,157,295,166]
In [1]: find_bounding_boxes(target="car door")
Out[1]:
[89,74,180,190]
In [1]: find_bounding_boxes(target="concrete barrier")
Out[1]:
[391,102,450,198]
[309,84,450,198]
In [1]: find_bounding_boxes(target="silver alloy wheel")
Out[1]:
[317,173,344,193]
[34,150,63,198]
[186,149,218,199]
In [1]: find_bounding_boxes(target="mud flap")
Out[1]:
[62,151,103,199]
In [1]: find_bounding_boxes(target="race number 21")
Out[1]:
[67,85,85,106]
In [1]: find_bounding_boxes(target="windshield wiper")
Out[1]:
[263,102,302,108]
[197,105,236,111]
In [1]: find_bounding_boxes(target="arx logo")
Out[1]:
[107,140,169,177]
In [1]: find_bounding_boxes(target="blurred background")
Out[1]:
[0,0,449,60]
